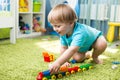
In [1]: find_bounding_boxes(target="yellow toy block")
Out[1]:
[19,0,29,12]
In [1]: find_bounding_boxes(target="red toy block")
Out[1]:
[42,51,54,62]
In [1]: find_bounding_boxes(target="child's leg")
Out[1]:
[72,52,86,62]
[85,51,92,59]
[92,35,107,64]
[62,53,85,66]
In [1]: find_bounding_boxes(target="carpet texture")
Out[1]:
[0,35,120,80]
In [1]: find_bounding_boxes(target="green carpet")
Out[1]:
[0,35,120,80]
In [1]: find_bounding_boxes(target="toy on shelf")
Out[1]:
[19,0,29,12]
[36,63,93,80]
[33,0,42,12]
[19,16,30,34]
[42,52,54,62]
[33,17,46,33]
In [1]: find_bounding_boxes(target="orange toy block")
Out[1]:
[42,52,54,62]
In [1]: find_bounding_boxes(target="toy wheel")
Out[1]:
[78,68,82,72]
[82,68,86,71]
[51,75,56,79]
[42,77,48,80]
[58,74,63,78]
[71,70,75,74]
[89,66,93,69]
[65,72,70,76]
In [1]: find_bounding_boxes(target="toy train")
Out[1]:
[36,63,93,80]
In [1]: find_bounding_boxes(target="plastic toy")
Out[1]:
[70,59,77,64]
[107,22,120,42]
[19,16,30,34]
[19,0,29,12]
[36,64,93,80]
[112,64,118,69]
[111,61,120,69]
[59,65,68,72]
[33,0,42,12]
[33,17,46,33]
[112,61,120,64]
[42,52,54,62]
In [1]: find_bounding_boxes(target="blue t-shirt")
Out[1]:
[60,22,102,52]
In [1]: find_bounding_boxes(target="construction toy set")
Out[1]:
[36,63,93,80]
[36,51,94,80]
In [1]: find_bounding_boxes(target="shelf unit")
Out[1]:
[16,0,46,38]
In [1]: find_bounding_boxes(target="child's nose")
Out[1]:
[54,28,58,32]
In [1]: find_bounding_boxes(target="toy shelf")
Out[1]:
[16,0,45,38]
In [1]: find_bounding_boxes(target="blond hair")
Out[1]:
[48,4,77,24]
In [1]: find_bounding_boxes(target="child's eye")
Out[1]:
[53,25,61,28]
[57,26,60,28]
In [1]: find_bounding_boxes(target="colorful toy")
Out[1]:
[107,22,120,42]
[33,0,42,12]
[59,65,68,72]
[33,17,46,33]
[70,59,77,64]
[36,64,93,80]
[19,16,30,34]
[112,61,120,64]
[19,0,29,12]
[42,52,54,62]
[111,61,120,69]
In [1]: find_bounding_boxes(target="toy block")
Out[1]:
[42,52,54,62]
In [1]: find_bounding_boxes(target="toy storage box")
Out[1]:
[33,2,41,12]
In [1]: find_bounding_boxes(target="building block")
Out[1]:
[42,51,54,62]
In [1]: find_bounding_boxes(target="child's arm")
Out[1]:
[49,46,79,74]
[60,45,68,55]
[60,45,70,66]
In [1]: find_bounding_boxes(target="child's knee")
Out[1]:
[95,36,107,51]
[95,43,107,52]
[99,39,107,51]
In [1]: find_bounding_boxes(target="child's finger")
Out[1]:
[50,67,60,75]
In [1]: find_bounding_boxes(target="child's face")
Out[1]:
[51,22,74,36]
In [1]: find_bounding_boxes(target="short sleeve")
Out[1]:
[60,36,68,46]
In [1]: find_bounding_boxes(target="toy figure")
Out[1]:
[33,17,46,33]
[19,0,29,12]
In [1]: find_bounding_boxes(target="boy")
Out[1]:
[48,4,107,74]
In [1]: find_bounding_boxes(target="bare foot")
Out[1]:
[85,51,92,59]
[93,58,103,64]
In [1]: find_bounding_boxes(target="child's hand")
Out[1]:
[49,62,61,74]
[62,62,71,67]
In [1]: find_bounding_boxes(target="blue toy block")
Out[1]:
[43,70,50,76]
[112,61,120,64]
[70,59,77,64]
